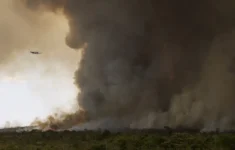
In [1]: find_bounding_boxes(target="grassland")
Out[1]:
[0,129,235,150]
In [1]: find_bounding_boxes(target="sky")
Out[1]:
[0,52,78,127]
[0,0,80,128]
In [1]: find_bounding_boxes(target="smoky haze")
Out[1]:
[0,0,80,66]
[0,0,83,127]
[17,0,235,131]
[0,0,55,64]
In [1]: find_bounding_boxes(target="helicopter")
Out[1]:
[30,51,42,54]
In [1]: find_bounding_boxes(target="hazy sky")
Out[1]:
[0,0,80,127]
[0,52,78,127]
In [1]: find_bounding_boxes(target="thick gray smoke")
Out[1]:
[19,0,235,131]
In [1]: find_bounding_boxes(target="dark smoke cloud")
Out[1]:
[18,0,235,130]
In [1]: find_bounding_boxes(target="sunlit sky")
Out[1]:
[0,3,81,128]
[0,53,78,127]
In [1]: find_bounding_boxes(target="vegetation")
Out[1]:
[0,129,235,150]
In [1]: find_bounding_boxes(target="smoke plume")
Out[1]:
[18,0,235,130]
